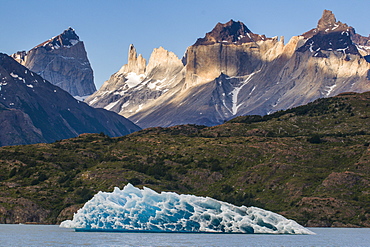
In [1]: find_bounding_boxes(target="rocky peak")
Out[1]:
[128,44,138,63]
[317,10,348,31]
[120,44,146,75]
[298,10,359,56]
[146,46,183,74]
[36,27,80,51]
[194,20,269,45]
[11,28,96,97]
[60,27,80,43]
[302,10,349,38]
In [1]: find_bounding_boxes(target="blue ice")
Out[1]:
[60,184,314,234]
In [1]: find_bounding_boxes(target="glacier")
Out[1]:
[60,184,314,234]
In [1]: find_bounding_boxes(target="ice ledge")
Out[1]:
[60,184,315,235]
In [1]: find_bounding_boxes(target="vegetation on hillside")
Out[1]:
[0,92,369,227]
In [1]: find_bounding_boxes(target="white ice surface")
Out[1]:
[60,184,314,234]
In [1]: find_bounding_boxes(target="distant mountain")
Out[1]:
[86,44,185,124]
[194,19,269,45]
[87,10,370,129]
[298,10,364,56]
[11,27,96,97]
[0,53,140,146]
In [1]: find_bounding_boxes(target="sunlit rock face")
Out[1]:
[60,184,314,234]
[85,45,185,120]
[87,10,370,129]
[183,20,284,88]
[11,28,96,97]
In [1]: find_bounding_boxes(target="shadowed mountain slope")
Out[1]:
[0,53,140,146]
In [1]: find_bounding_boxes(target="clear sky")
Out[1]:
[1,0,369,89]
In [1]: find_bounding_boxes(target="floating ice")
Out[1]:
[60,184,314,234]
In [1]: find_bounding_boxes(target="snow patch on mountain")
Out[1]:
[125,72,145,88]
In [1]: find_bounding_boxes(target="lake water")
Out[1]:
[0,224,369,246]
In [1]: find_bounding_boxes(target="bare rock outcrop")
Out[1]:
[184,20,284,88]
[85,45,185,119]
[119,44,146,75]
[0,197,50,224]
[11,28,96,97]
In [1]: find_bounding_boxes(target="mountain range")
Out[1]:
[86,10,370,129]
[0,53,140,146]
[2,11,370,143]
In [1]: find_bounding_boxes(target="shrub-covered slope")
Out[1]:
[0,92,369,227]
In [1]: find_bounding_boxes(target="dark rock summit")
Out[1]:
[0,53,140,147]
[195,20,270,45]
[317,9,344,30]
[36,27,80,50]
[11,28,96,97]
[298,10,362,56]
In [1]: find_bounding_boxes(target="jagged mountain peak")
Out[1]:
[302,10,350,38]
[127,44,138,62]
[298,10,360,56]
[60,27,80,41]
[317,10,348,31]
[214,19,251,37]
[194,19,269,45]
[36,27,80,51]
[127,44,145,63]
[11,27,96,97]
[120,44,146,75]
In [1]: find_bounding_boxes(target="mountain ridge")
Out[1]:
[86,10,370,129]
[0,53,140,146]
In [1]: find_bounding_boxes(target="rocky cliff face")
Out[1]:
[87,10,370,128]
[11,28,96,97]
[184,20,283,88]
[85,45,185,118]
[245,10,370,116]
[0,53,140,147]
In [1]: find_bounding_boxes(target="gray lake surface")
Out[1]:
[0,224,369,246]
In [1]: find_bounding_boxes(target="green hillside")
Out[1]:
[0,92,369,227]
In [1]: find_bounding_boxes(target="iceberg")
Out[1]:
[60,184,314,234]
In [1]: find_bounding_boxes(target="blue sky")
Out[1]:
[1,0,369,89]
